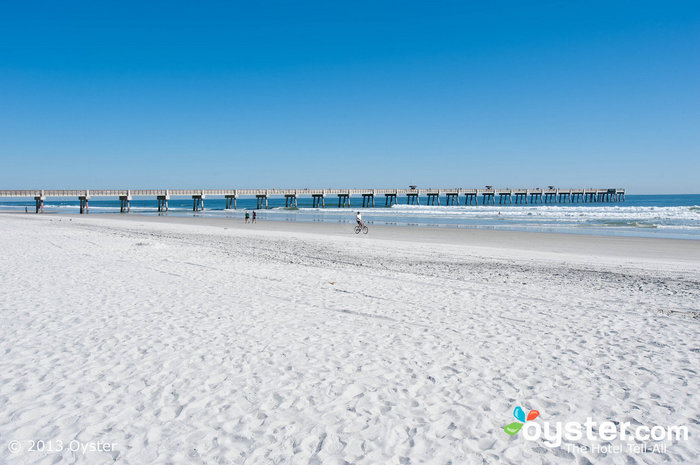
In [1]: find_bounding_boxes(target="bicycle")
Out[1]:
[354,224,368,234]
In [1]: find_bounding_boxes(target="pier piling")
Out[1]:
[312,193,325,208]
[34,192,45,213]
[78,193,90,214]
[445,192,460,206]
[157,193,169,212]
[119,194,131,213]
[464,192,478,205]
[406,192,420,205]
[426,192,441,206]
[337,193,351,208]
[256,194,268,209]
[285,194,298,208]
[481,193,495,205]
[192,194,205,211]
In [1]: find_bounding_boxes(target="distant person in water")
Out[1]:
[245,211,250,223]
[252,211,257,223]
[356,211,363,228]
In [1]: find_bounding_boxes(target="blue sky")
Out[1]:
[1,1,698,193]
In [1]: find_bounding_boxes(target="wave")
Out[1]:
[3,200,699,238]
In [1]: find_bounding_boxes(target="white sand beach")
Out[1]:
[1,213,698,464]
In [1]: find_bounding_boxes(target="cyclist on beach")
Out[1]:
[356,211,363,228]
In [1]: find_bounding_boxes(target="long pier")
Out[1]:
[0,187,625,213]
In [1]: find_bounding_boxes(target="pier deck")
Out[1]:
[0,187,626,213]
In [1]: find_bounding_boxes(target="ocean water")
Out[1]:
[2,194,699,240]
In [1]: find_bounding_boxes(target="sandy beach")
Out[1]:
[1,213,698,464]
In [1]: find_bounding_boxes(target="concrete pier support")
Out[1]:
[79,195,90,214]
[481,193,495,205]
[312,194,325,208]
[426,193,440,206]
[157,194,169,212]
[34,194,45,213]
[513,193,528,204]
[337,193,351,208]
[464,193,478,205]
[445,193,459,205]
[256,195,268,209]
[119,193,131,213]
[0,187,626,214]
[192,194,205,211]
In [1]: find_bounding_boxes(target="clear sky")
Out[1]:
[1,1,698,193]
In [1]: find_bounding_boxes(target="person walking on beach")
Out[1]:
[245,211,250,223]
[356,211,363,228]
[252,211,257,223]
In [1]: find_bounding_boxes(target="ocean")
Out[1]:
[2,194,699,240]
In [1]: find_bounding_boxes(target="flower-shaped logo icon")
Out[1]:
[504,406,540,435]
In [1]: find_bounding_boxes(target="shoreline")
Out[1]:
[2,199,699,242]
[4,212,700,268]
